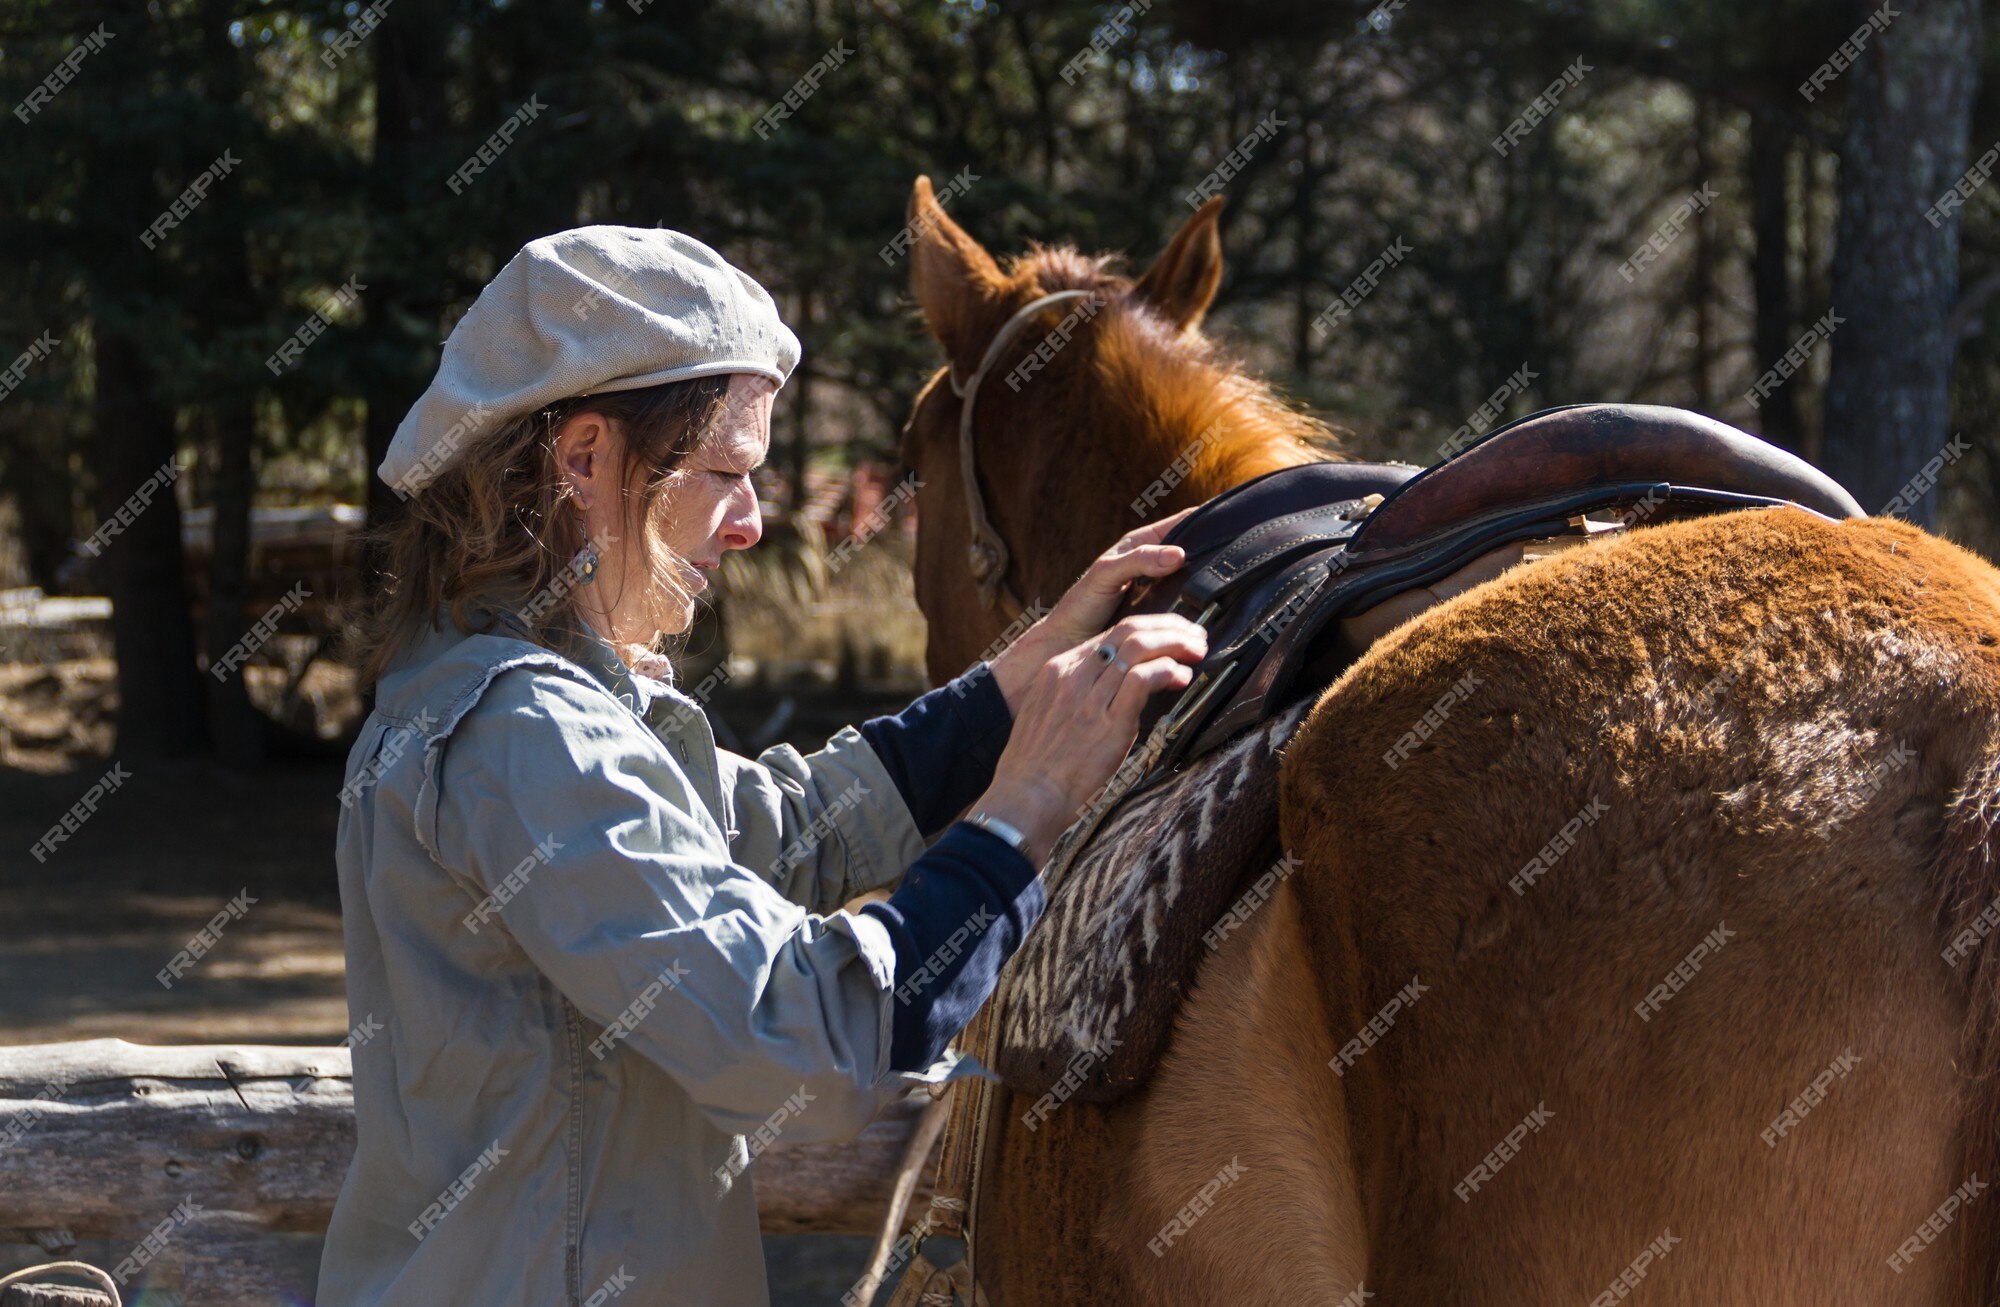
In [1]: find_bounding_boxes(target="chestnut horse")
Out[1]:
[896,176,2000,1304]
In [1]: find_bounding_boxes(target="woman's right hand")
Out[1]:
[972,614,1208,868]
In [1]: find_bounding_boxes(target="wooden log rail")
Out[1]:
[0,1041,928,1304]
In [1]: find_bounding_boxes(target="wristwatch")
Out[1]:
[963,810,1038,867]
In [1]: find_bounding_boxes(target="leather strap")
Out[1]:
[947,289,1100,622]
[1175,497,1371,611]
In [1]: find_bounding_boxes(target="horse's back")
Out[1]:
[1278,507,2000,1304]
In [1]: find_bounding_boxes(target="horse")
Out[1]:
[892,175,2000,1304]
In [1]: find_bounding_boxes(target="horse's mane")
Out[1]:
[1007,243,1339,492]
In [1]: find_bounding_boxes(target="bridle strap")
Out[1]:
[947,289,1099,621]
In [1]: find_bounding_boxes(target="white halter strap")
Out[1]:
[946,289,1099,620]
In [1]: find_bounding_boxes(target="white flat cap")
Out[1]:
[380,225,800,496]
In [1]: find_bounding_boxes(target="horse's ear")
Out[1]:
[1133,196,1225,332]
[909,175,1008,379]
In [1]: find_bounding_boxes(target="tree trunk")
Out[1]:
[203,397,263,767]
[89,332,205,758]
[1749,106,1802,452]
[1822,0,1982,523]
[82,0,205,758]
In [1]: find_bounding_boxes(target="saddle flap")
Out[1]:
[994,704,1309,1105]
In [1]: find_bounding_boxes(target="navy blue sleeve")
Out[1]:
[857,661,1015,838]
[861,822,1045,1072]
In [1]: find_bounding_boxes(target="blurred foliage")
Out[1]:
[0,0,1992,749]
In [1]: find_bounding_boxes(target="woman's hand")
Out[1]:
[986,506,1199,713]
[974,613,1209,869]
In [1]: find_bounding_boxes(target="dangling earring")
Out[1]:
[576,539,600,584]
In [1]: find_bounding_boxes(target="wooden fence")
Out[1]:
[0,1041,929,1304]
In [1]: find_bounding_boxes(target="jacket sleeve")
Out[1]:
[429,666,926,1143]
[716,721,931,915]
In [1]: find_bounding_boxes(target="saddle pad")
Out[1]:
[996,700,1312,1105]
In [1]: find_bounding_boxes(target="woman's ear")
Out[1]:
[552,411,612,509]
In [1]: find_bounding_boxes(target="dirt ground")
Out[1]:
[0,663,922,1305]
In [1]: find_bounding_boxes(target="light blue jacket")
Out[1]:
[317,616,959,1307]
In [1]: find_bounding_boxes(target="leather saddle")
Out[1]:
[993,402,1865,1107]
[1117,402,1866,789]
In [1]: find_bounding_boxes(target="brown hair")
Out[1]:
[350,376,732,688]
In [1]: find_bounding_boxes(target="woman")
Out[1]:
[318,226,1208,1306]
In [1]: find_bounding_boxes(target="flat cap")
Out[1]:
[381,225,800,496]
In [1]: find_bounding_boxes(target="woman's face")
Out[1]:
[558,372,773,648]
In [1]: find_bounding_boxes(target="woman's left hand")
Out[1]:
[987,506,1200,712]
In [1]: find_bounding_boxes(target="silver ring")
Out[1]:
[1093,642,1117,665]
